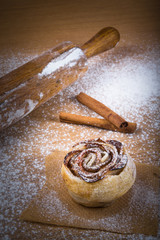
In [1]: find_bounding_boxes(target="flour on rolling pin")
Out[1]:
[0,27,120,131]
[1,99,38,127]
[38,48,86,78]
[0,46,88,131]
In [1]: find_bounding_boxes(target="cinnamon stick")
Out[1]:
[59,112,137,133]
[77,92,128,129]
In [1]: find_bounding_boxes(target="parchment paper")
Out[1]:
[20,151,159,236]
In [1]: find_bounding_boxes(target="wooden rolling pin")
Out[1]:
[0,27,120,131]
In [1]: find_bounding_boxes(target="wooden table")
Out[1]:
[0,0,160,239]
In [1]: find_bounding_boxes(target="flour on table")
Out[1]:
[0,41,159,239]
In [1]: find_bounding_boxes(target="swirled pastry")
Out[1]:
[61,138,136,207]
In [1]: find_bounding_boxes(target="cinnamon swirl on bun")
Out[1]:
[61,138,136,207]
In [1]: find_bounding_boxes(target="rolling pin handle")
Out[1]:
[81,27,120,58]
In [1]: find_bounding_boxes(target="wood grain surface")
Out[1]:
[0,0,160,239]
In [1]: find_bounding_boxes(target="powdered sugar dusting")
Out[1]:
[0,42,159,239]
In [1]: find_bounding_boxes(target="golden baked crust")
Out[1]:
[61,139,136,207]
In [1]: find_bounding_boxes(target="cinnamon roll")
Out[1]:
[61,138,136,207]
